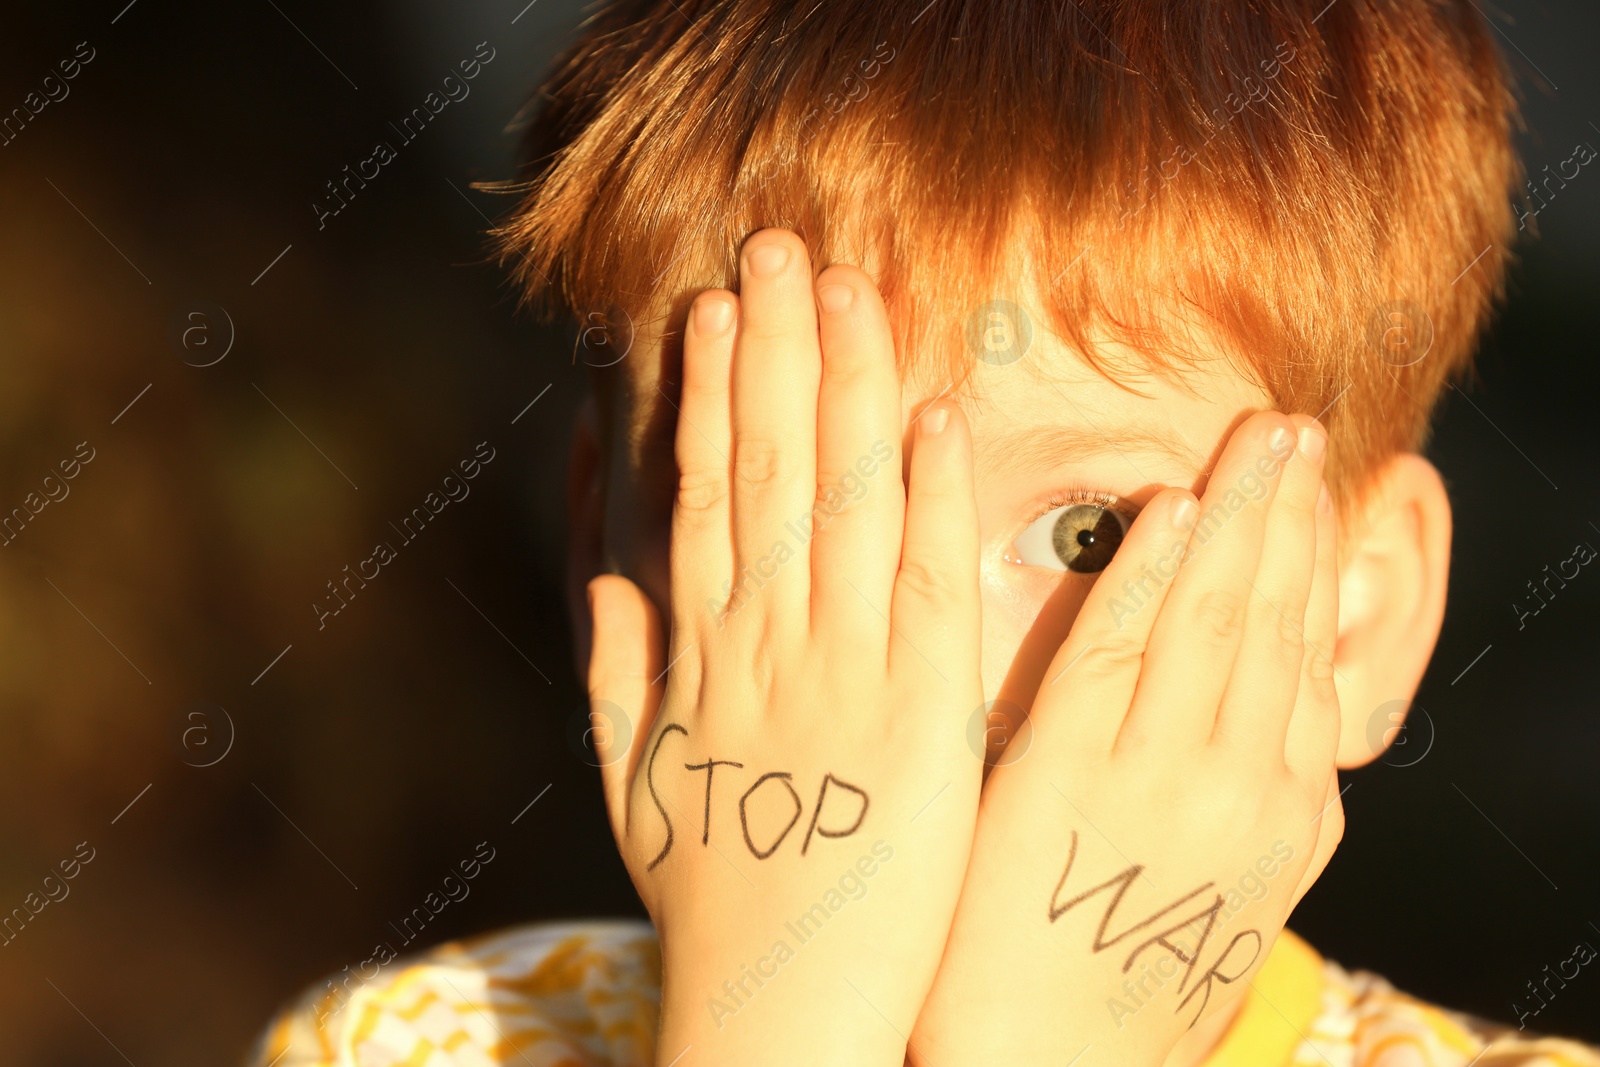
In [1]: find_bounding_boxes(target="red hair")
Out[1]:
[491,0,1522,503]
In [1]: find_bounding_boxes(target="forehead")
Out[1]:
[951,312,1274,488]
[617,273,1274,495]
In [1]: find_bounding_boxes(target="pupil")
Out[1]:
[1052,504,1125,573]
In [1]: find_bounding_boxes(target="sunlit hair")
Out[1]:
[491,0,1522,505]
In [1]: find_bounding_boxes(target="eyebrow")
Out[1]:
[974,424,1209,484]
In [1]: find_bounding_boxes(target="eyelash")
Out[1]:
[1021,489,1137,529]
[1006,488,1139,569]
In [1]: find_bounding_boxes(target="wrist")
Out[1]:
[657,957,910,1067]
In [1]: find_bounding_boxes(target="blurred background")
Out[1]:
[0,0,1595,1063]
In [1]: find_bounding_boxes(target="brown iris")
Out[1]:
[1051,504,1125,573]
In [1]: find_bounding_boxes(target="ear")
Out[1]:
[1331,453,1452,768]
[567,393,604,680]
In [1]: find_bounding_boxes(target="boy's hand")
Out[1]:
[585,230,984,1067]
[911,411,1345,1067]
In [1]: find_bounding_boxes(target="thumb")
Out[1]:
[586,573,665,843]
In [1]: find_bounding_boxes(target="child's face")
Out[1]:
[581,238,1455,777]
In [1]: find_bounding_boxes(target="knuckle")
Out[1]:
[896,554,956,605]
[1304,644,1338,685]
[1278,486,1318,524]
[820,347,871,389]
[733,437,788,491]
[1081,634,1146,676]
[676,467,728,516]
[738,318,793,344]
[1190,587,1247,643]
[1271,604,1306,658]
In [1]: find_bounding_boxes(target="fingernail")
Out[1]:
[746,242,790,278]
[817,283,855,313]
[1268,425,1295,458]
[1317,482,1333,515]
[1171,494,1197,528]
[694,298,734,336]
[1298,423,1327,464]
[922,406,950,436]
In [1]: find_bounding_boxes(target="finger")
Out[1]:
[1285,469,1342,780]
[890,403,980,686]
[586,574,667,845]
[671,290,738,632]
[1122,412,1297,750]
[810,264,904,646]
[730,229,821,625]
[1031,487,1199,757]
[1288,770,1345,912]
[1212,414,1326,754]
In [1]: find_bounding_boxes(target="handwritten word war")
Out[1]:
[1105,842,1294,1029]
[1049,830,1271,1027]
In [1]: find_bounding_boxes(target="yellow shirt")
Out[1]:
[250,923,1600,1067]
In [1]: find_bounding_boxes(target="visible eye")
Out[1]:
[1012,500,1130,573]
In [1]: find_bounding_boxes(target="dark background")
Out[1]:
[0,1,1594,1063]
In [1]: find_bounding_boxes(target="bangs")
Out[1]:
[491,0,1520,503]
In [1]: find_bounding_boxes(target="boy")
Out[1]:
[254,0,1600,1064]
